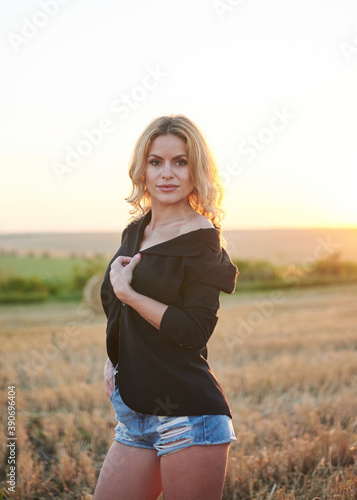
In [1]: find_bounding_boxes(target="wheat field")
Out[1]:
[1,283,357,499]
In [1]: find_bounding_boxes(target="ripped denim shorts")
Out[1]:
[109,369,236,458]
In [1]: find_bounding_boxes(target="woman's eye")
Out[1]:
[150,160,161,166]
[176,160,187,166]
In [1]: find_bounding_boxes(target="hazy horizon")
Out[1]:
[1,225,357,235]
[1,227,356,264]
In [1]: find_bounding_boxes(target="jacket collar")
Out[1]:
[126,209,222,257]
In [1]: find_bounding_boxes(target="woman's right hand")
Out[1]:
[104,358,115,398]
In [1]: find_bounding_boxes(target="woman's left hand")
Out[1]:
[109,253,141,301]
[104,357,115,398]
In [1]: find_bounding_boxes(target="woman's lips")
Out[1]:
[157,185,179,192]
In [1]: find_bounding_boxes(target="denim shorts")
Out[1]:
[109,373,236,458]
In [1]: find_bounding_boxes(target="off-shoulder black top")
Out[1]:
[100,209,238,417]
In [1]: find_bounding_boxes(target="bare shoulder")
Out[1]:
[181,213,214,233]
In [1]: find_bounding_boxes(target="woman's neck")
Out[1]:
[149,201,196,231]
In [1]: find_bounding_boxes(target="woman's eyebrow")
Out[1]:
[147,154,188,160]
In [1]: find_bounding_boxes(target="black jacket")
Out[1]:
[100,210,238,417]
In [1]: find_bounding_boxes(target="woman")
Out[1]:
[93,115,238,500]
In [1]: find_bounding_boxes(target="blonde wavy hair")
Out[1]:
[125,115,225,227]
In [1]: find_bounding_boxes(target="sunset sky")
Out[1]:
[1,0,356,232]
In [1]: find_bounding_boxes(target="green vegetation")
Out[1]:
[0,251,356,304]
[232,251,357,292]
[0,254,76,280]
[0,252,107,303]
[0,252,106,280]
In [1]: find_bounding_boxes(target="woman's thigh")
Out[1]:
[160,443,230,500]
[93,441,162,500]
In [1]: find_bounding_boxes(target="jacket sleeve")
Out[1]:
[158,278,220,350]
[157,253,239,351]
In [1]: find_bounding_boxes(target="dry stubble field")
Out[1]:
[1,283,357,499]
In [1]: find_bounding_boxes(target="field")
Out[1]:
[1,227,357,263]
[0,255,87,281]
[1,283,357,499]
[2,236,357,306]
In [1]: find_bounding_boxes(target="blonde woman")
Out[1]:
[93,115,238,500]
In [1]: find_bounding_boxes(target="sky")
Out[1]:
[1,0,356,232]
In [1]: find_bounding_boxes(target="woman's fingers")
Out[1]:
[109,256,133,286]
[111,255,132,268]
[111,254,141,270]
[104,358,115,399]
[129,253,141,267]
[109,254,141,298]
[105,378,114,398]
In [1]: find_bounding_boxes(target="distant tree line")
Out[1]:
[0,251,356,304]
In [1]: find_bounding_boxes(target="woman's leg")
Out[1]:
[160,443,230,500]
[93,441,162,500]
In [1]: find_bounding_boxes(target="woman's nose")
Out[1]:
[162,162,173,177]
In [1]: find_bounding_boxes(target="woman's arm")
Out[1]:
[109,253,221,350]
[121,288,169,329]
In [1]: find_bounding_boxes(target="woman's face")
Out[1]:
[145,134,194,208]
